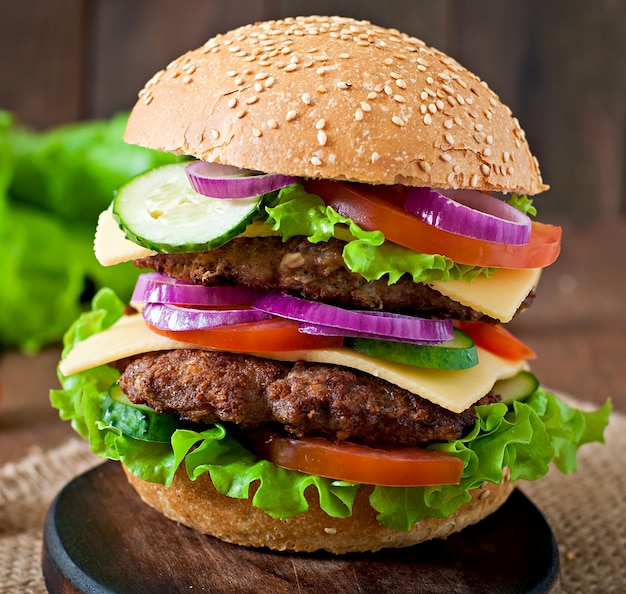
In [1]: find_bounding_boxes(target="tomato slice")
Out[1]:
[145,318,343,352]
[304,179,562,269]
[247,429,464,487]
[454,321,536,360]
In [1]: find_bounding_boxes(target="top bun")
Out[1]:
[125,16,547,195]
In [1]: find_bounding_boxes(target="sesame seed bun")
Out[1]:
[124,15,547,195]
[123,466,515,554]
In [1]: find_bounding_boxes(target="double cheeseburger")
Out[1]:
[52,16,609,554]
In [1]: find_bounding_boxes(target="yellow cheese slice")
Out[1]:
[428,267,541,323]
[60,315,526,413]
[94,207,156,266]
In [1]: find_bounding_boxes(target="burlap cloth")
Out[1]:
[1,400,624,594]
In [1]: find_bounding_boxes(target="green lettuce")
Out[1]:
[266,184,493,284]
[0,111,182,352]
[50,290,611,530]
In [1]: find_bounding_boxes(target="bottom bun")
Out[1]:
[124,465,514,554]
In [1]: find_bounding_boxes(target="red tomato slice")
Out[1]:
[247,429,464,487]
[304,179,562,269]
[454,321,536,360]
[146,318,343,352]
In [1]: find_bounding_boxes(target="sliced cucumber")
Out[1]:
[101,383,179,443]
[344,328,478,370]
[112,162,265,253]
[492,370,539,403]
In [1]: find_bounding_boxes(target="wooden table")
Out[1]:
[1,218,623,467]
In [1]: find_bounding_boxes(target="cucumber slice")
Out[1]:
[345,329,478,370]
[112,162,264,253]
[101,383,179,443]
[493,370,539,403]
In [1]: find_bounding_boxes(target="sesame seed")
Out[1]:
[339,52,350,59]
[470,173,479,187]
[483,147,492,157]
[252,128,262,137]
[393,94,406,103]
[302,93,312,104]
[420,91,428,101]
[444,119,453,129]
[183,76,193,84]
[211,129,220,140]
[384,85,393,95]
[267,119,278,129]
[355,108,364,121]
[486,135,493,144]
[317,130,328,145]
[440,153,452,162]
[474,123,484,132]
[423,114,432,125]
[390,72,400,79]
[371,152,380,163]
[481,164,490,175]
[311,155,322,166]
[445,132,455,145]
[392,115,405,126]
[245,96,258,104]
[367,92,377,100]
[265,76,275,88]
[337,81,352,90]
[226,70,237,77]
[383,57,393,65]
[315,118,326,129]
[361,101,371,112]
[503,151,510,163]
[144,94,153,105]
[286,109,297,121]
[235,76,244,86]
[236,109,247,119]
[284,63,297,72]
[418,160,431,173]
[254,72,268,80]
[316,85,327,93]
[428,103,437,114]
[396,79,407,89]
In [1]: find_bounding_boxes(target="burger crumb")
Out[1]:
[324,527,338,535]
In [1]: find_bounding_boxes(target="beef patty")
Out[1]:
[135,236,534,321]
[117,349,498,447]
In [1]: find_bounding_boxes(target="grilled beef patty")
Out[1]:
[117,349,498,447]
[135,236,534,321]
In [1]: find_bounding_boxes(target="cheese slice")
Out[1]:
[94,207,156,265]
[428,267,541,323]
[94,208,540,322]
[60,314,526,413]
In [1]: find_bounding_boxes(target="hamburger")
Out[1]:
[52,15,610,554]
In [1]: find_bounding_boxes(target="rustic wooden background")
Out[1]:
[1,0,625,221]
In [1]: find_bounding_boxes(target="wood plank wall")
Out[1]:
[1,0,624,221]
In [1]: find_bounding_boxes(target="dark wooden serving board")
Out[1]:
[42,461,560,593]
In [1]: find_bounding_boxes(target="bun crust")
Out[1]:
[123,465,515,554]
[124,16,546,195]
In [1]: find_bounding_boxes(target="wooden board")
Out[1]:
[42,461,560,593]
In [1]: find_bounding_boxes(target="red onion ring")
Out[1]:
[253,292,453,343]
[186,161,299,199]
[141,302,272,332]
[132,273,262,306]
[404,187,531,245]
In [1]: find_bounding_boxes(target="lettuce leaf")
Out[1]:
[51,290,612,530]
[265,184,493,284]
